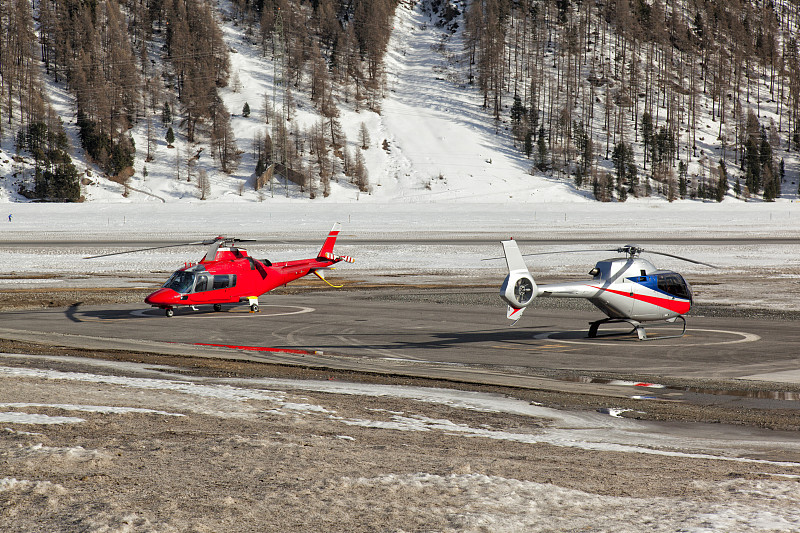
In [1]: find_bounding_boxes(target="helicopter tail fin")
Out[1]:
[318,222,342,259]
[499,239,537,321]
[507,305,526,325]
[317,223,354,263]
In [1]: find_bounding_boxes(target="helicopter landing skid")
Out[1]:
[587,316,686,341]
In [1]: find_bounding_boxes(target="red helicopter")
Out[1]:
[88,223,353,317]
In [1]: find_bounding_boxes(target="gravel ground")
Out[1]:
[1,349,799,532]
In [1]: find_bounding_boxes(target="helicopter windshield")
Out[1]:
[163,271,195,294]
[656,273,692,301]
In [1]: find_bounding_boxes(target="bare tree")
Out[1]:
[197,169,210,200]
[358,122,371,150]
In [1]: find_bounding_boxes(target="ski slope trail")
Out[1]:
[379,0,585,203]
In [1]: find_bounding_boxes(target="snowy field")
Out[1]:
[0,201,798,309]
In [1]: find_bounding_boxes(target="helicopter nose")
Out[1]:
[145,288,180,306]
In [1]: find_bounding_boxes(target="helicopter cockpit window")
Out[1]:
[212,275,236,290]
[194,274,210,292]
[656,273,692,300]
[163,271,195,294]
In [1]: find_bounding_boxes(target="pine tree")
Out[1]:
[678,161,688,199]
[716,160,729,202]
[242,102,251,117]
[166,126,175,147]
[763,164,777,201]
[537,126,548,171]
[524,129,533,159]
[641,112,653,169]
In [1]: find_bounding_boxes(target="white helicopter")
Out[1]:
[498,239,717,340]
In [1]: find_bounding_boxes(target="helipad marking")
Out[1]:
[491,344,581,353]
[533,328,760,346]
[129,305,315,319]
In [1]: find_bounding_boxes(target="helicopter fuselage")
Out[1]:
[499,239,699,339]
[143,224,353,316]
[532,257,693,322]
[144,247,336,311]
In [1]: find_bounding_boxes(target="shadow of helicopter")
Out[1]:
[65,303,263,323]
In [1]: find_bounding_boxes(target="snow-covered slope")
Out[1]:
[0,0,600,204]
[1,0,797,204]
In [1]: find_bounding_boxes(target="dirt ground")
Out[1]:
[2,349,799,532]
[1,286,800,531]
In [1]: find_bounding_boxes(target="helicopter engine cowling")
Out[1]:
[500,272,537,309]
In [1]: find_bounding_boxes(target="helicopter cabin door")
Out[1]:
[626,274,653,319]
[627,272,692,320]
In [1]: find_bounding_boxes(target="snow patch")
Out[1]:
[0,412,84,425]
[0,403,184,417]
[0,477,67,496]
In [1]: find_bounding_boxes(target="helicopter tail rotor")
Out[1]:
[499,240,537,324]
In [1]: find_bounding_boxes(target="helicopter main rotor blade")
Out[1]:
[484,246,717,268]
[639,249,719,268]
[482,248,618,261]
[84,241,208,259]
[522,249,620,257]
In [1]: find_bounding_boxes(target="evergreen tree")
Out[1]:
[641,112,653,169]
[110,136,135,176]
[510,95,526,125]
[744,137,761,194]
[611,142,627,187]
[166,126,175,147]
[678,161,688,199]
[573,120,590,176]
[537,126,548,171]
[242,102,251,117]
[524,129,533,159]
[510,95,526,146]
[162,102,172,125]
[716,160,728,202]
[763,164,777,201]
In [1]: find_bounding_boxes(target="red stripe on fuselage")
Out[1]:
[589,286,691,314]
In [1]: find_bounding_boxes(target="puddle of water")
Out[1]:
[568,375,800,401]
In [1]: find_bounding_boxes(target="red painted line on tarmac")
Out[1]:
[192,342,314,355]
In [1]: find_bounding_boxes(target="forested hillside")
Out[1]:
[1,0,799,202]
[463,0,800,201]
[0,0,396,201]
